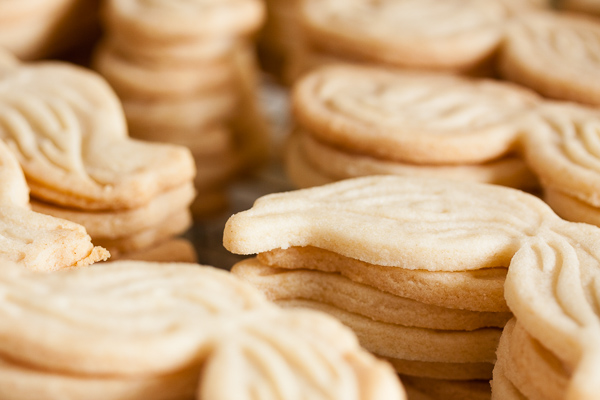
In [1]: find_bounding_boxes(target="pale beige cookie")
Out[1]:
[258,248,508,313]
[31,183,194,240]
[116,238,198,263]
[505,219,600,399]
[224,176,558,272]
[0,138,108,271]
[0,260,405,399]
[543,188,600,227]
[127,124,235,160]
[295,129,539,190]
[523,102,600,208]
[102,0,265,41]
[94,209,192,256]
[0,61,195,211]
[122,92,237,134]
[402,375,491,400]
[278,299,502,364]
[292,65,540,164]
[232,258,511,329]
[388,358,493,381]
[94,44,236,100]
[503,320,568,400]
[499,10,600,106]
[299,0,510,71]
[491,363,526,400]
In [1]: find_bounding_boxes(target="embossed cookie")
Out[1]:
[225,176,562,396]
[293,65,539,165]
[0,59,196,257]
[0,136,108,271]
[299,0,510,72]
[500,10,600,106]
[0,260,405,400]
[523,101,600,227]
[288,64,540,192]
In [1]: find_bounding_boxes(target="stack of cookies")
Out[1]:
[287,64,540,191]
[0,0,100,61]
[499,9,600,107]
[223,176,564,399]
[284,0,549,83]
[492,207,600,399]
[0,260,405,400]
[94,0,268,217]
[0,59,196,259]
[0,135,108,271]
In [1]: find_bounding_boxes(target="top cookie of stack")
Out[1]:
[94,0,268,217]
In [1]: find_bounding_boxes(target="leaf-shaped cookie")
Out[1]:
[500,10,600,105]
[505,220,600,400]
[292,65,539,164]
[224,176,558,271]
[0,61,195,210]
[523,102,600,207]
[0,139,108,271]
[0,260,405,400]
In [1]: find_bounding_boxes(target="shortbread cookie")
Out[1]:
[284,132,337,188]
[31,183,194,240]
[502,320,568,400]
[299,0,510,71]
[292,129,539,189]
[0,138,108,271]
[233,258,511,329]
[94,209,192,256]
[543,188,600,227]
[122,92,237,133]
[224,176,556,271]
[0,61,195,211]
[293,65,539,164]
[500,10,600,105]
[523,102,600,208]
[0,260,405,400]
[102,0,265,41]
[94,44,236,99]
[279,299,501,365]
[505,220,600,399]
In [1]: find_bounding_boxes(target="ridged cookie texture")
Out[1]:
[500,10,600,106]
[293,65,539,165]
[0,260,405,400]
[0,137,107,271]
[224,176,556,271]
[0,61,195,210]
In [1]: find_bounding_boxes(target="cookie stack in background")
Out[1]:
[94,0,269,218]
[287,64,540,192]
[499,9,600,107]
[0,59,196,260]
[0,0,100,61]
[277,0,550,85]
[223,176,566,399]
